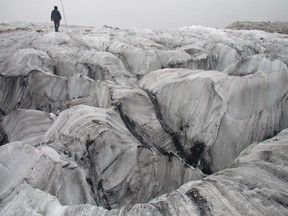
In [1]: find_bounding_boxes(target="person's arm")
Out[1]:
[51,11,54,21]
[58,11,62,20]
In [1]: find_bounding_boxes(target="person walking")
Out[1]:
[51,6,62,32]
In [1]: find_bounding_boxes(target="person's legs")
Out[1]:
[54,21,57,32]
[54,21,60,32]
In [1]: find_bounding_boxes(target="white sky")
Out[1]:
[0,0,288,29]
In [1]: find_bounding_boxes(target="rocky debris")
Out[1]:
[226,21,288,35]
[0,127,8,146]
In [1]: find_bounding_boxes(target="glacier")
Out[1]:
[0,22,288,215]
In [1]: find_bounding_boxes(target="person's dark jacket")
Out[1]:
[51,9,62,22]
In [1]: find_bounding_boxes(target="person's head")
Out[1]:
[54,6,58,10]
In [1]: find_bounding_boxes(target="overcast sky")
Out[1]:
[0,0,288,29]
